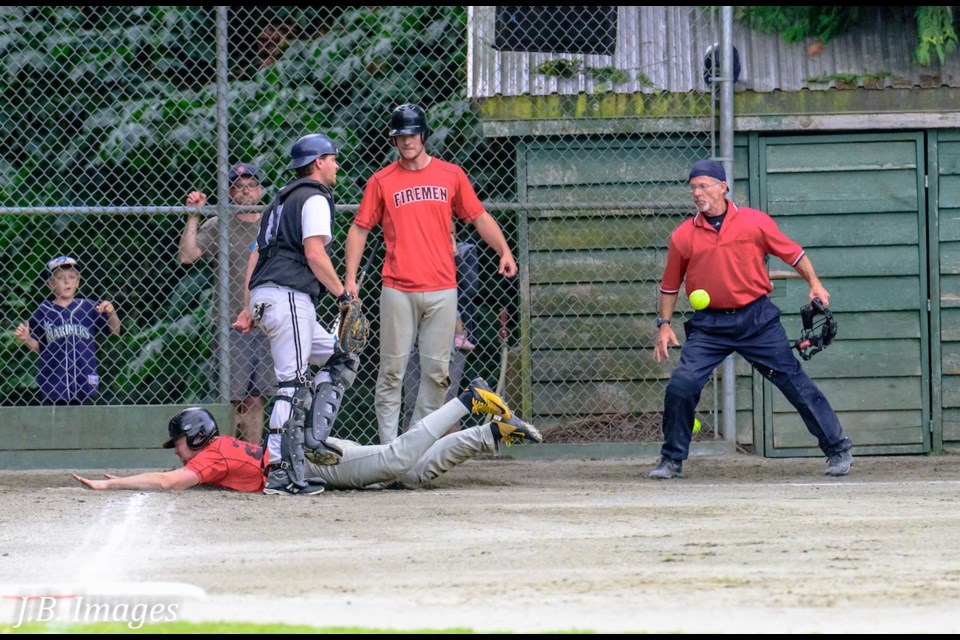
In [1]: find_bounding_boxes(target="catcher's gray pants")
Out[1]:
[306,399,495,489]
[251,284,335,463]
[375,286,458,444]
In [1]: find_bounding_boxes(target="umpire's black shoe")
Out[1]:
[649,457,682,479]
[825,449,853,477]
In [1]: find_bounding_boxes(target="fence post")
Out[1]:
[214,6,232,406]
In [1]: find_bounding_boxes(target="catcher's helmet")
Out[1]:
[388,103,429,142]
[163,407,219,450]
[287,133,339,170]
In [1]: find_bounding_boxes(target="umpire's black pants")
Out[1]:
[659,296,852,462]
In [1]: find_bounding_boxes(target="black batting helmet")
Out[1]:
[388,103,429,142]
[287,133,339,170]
[164,407,219,450]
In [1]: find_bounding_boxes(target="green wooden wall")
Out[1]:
[0,403,233,470]
[934,131,960,447]
[517,129,960,456]
[517,135,758,442]
[757,133,930,456]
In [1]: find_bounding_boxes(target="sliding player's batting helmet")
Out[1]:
[164,407,220,450]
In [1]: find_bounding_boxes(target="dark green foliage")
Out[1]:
[586,67,632,85]
[535,59,582,78]
[915,6,958,65]
[0,6,500,206]
[736,6,860,44]
[0,6,218,206]
[736,6,960,65]
[0,6,516,407]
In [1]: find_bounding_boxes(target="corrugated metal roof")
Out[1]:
[468,6,960,98]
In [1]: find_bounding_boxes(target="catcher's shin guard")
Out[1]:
[330,350,360,389]
[275,381,327,492]
[304,352,359,465]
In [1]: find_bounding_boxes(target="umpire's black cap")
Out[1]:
[688,159,726,183]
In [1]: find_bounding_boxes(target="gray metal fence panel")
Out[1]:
[0,6,721,447]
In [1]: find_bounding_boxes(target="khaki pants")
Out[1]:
[375,286,457,444]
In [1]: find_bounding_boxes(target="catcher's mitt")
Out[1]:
[336,299,370,355]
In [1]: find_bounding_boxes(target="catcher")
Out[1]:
[232,133,360,496]
[72,378,542,493]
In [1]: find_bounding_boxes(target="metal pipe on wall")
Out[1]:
[720,6,736,442]
[214,6,232,405]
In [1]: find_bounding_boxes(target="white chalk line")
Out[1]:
[687,479,960,488]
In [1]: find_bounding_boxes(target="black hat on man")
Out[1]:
[688,159,726,183]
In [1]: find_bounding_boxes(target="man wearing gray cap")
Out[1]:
[180,162,276,445]
[649,159,853,480]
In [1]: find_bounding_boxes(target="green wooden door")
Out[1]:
[932,131,960,449]
[758,133,930,456]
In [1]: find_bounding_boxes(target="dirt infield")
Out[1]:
[4,452,960,633]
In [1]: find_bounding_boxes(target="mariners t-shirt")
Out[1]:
[29,298,109,403]
[354,158,485,292]
[185,436,267,493]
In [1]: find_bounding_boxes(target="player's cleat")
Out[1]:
[490,413,542,446]
[263,467,325,496]
[458,377,511,420]
[263,468,298,495]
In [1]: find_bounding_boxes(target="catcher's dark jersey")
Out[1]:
[28,298,109,403]
[249,178,336,299]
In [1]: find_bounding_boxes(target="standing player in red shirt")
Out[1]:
[650,159,853,480]
[343,104,517,445]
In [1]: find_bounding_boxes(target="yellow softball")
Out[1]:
[689,289,710,311]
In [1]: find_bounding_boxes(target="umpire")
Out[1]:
[649,159,853,479]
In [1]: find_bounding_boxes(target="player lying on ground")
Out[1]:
[72,378,541,493]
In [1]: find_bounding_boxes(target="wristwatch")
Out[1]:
[656,317,671,328]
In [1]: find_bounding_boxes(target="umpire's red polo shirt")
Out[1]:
[659,200,805,309]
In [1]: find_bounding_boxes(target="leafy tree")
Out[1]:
[915,6,958,65]
[735,6,959,65]
[0,6,514,410]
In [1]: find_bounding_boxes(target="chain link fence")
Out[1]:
[0,6,720,446]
